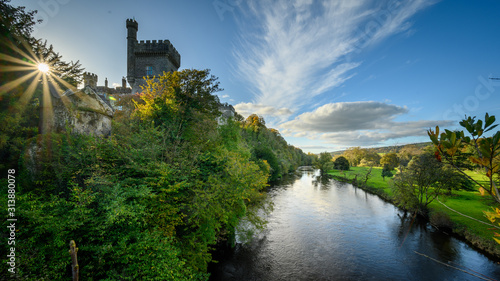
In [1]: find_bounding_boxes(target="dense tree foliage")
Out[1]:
[381,164,393,180]
[380,152,398,170]
[333,156,350,171]
[0,67,310,279]
[342,147,365,167]
[240,114,311,181]
[0,0,83,173]
[314,152,333,175]
[391,152,452,216]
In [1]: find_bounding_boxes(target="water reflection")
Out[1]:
[209,170,500,280]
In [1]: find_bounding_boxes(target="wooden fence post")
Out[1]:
[69,240,79,281]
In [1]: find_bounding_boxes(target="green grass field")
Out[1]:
[328,166,500,256]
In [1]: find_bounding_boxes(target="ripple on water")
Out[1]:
[209,171,500,281]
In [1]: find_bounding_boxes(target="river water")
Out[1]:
[209,170,500,280]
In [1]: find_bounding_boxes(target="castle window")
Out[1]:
[146,66,153,76]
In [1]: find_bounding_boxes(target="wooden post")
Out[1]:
[69,240,79,281]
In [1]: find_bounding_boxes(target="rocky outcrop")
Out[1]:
[51,85,114,136]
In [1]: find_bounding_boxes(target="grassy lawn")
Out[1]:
[329,166,394,196]
[328,166,500,256]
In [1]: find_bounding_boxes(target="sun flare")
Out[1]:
[37,62,50,73]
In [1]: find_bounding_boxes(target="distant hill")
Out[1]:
[329,142,432,156]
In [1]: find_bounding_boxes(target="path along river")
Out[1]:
[209,170,500,280]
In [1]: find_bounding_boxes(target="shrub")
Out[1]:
[333,156,350,171]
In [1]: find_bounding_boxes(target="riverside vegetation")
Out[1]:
[327,117,500,258]
[0,2,312,279]
[1,69,312,279]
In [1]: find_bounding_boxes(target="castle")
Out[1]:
[82,18,182,107]
[81,19,234,118]
[41,19,235,136]
[126,18,181,94]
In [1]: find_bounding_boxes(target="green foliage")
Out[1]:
[397,145,424,167]
[0,69,289,279]
[358,149,380,167]
[428,113,500,244]
[391,152,447,216]
[380,152,399,170]
[428,113,500,203]
[252,146,280,181]
[333,156,350,171]
[315,152,333,175]
[381,164,393,180]
[342,147,365,167]
[239,114,312,180]
[0,0,83,174]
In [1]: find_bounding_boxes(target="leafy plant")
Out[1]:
[428,113,500,243]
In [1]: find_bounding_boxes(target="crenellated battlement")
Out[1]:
[83,72,98,88]
[135,39,180,68]
[126,19,138,30]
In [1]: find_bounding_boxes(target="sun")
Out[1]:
[37,62,50,73]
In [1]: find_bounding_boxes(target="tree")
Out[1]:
[134,69,221,161]
[397,145,423,167]
[0,0,82,173]
[392,152,447,216]
[428,113,500,203]
[333,156,350,171]
[428,113,500,243]
[359,149,381,167]
[381,164,393,180]
[380,152,399,170]
[315,152,333,175]
[342,147,365,167]
[0,0,39,41]
[243,114,266,133]
[252,146,281,181]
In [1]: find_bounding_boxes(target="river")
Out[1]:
[209,170,500,280]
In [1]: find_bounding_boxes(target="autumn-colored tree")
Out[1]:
[397,144,423,167]
[342,147,365,167]
[380,152,399,170]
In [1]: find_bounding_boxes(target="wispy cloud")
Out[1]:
[233,0,437,115]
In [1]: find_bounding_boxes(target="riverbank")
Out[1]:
[328,167,500,260]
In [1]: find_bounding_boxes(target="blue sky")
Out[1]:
[15,0,500,153]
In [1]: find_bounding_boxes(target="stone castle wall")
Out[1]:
[126,19,180,94]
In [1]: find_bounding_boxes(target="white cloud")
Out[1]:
[234,102,293,118]
[281,101,408,132]
[234,0,437,112]
[281,101,454,146]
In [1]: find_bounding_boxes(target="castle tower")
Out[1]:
[126,19,138,87]
[83,72,98,88]
[125,18,181,94]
